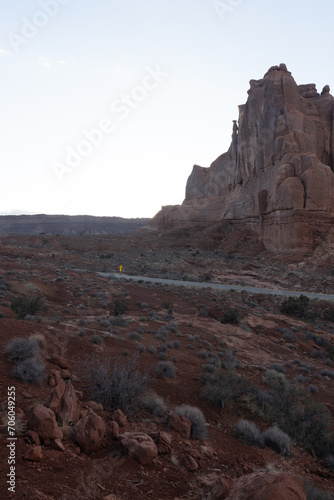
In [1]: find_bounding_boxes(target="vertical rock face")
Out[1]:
[155,64,334,252]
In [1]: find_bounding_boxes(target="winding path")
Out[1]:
[98,273,334,302]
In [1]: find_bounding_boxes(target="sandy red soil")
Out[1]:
[1,233,334,499]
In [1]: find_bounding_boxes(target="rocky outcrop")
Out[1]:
[0,214,151,235]
[154,64,334,253]
[226,472,306,500]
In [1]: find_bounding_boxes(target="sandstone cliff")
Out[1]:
[0,214,151,235]
[154,64,334,253]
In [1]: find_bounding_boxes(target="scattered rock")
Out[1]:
[58,382,81,423]
[75,412,106,453]
[54,438,65,451]
[227,472,306,500]
[183,453,198,471]
[152,431,172,454]
[120,432,158,465]
[29,405,63,445]
[60,369,71,379]
[212,475,233,499]
[170,414,191,439]
[50,354,70,369]
[103,495,123,500]
[202,473,232,500]
[112,409,127,427]
[26,430,41,446]
[46,373,66,414]
[85,400,104,413]
[23,446,43,462]
[201,445,215,458]
[107,420,120,439]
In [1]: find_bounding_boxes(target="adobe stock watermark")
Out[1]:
[53,64,169,182]
[212,0,245,21]
[8,0,72,53]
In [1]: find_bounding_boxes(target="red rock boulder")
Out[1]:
[227,472,306,500]
[29,405,63,445]
[75,412,106,453]
[120,432,158,465]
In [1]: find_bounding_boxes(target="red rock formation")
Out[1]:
[154,64,334,253]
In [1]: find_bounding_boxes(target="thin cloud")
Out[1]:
[38,57,67,70]
[0,49,12,56]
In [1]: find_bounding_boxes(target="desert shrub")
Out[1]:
[147,345,157,354]
[283,330,296,342]
[202,363,216,373]
[260,425,291,456]
[270,363,285,373]
[294,374,309,384]
[326,455,334,471]
[234,419,261,446]
[5,337,40,362]
[156,361,176,378]
[82,356,148,414]
[10,295,47,319]
[314,335,329,347]
[98,318,111,328]
[12,358,45,384]
[303,481,333,500]
[308,385,319,393]
[171,355,178,363]
[198,349,208,359]
[325,309,334,323]
[139,302,149,310]
[128,331,142,341]
[109,317,127,327]
[158,352,168,361]
[162,301,173,314]
[326,346,334,361]
[173,404,207,441]
[311,349,327,359]
[137,345,146,353]
[155,326,169,341]
[280,295,310,318]
[171,340,180,349]
[199,306,209,317]
[222,349,240,370]
[77,329,87,337]
[23,314,43,323]
[320,369,334,379]
[220,307,240,325]
[199,272,213,282]
[139,392,167,417]
[0,311,5,318]
[77,317,87,326]
[262,369,287,392]
[90,334,103,345]
[201,367,253,408]
[112,299,127,316]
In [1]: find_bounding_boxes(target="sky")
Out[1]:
[1,0,333,218]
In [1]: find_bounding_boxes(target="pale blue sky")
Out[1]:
[1,0,333,217]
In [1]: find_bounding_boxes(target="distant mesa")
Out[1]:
[0,214,151,235]
[153,64,334,253]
